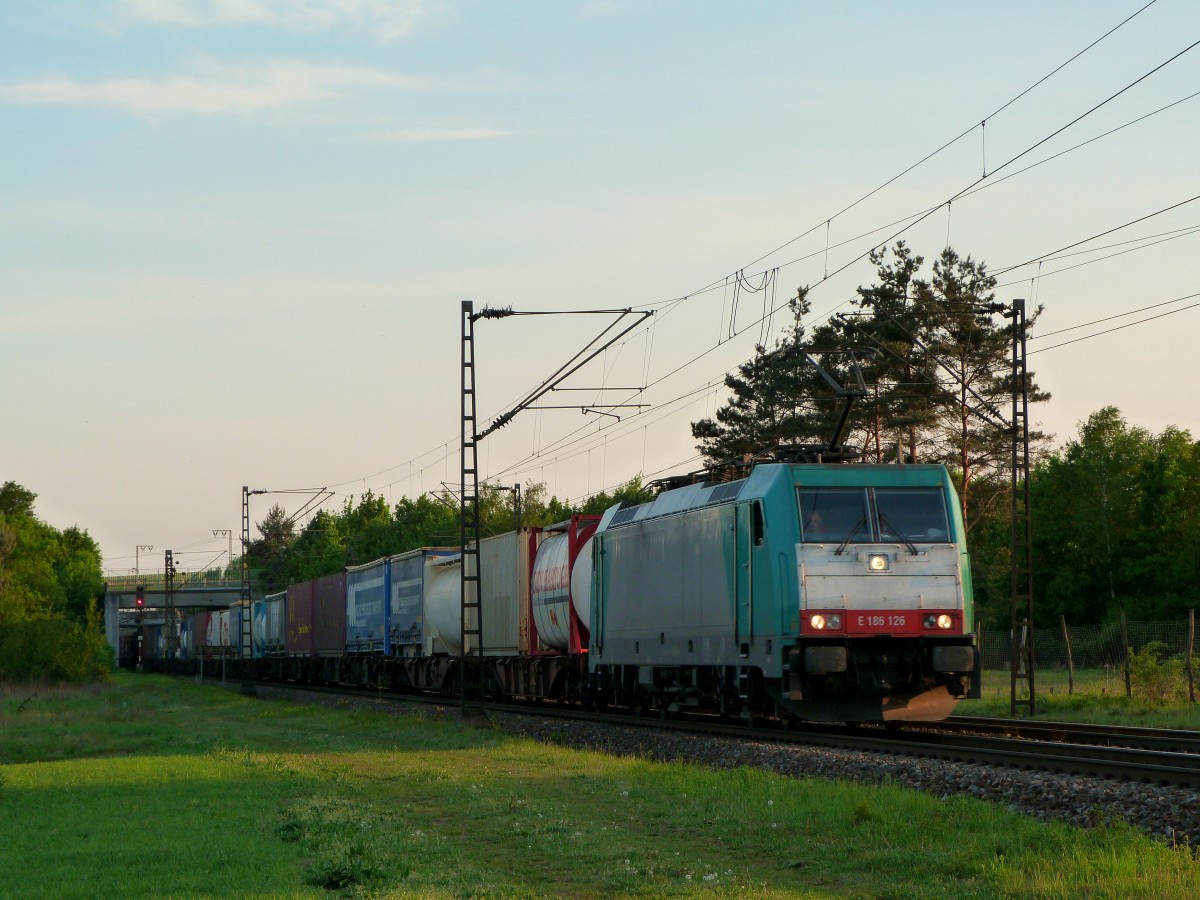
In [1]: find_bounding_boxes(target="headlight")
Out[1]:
[809,614,842,630]
[867,553,890,573]
[923,614,955,630]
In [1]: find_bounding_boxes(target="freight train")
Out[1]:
[138,461,980,722]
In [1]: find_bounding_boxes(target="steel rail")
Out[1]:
[936,716,1200,755]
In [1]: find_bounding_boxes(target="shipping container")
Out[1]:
[205,611,220,651]
[388,548,455,657]
[178,616,192,660]
[227,603,244,655]
[285,581,315,656]
[313,571,347,656]
[479,531,526,655]
[252,591,285,657]
[252,598,267,658]
[119,631,139,668]
[218,609,231,648]
[183,612,205,658]
[194,612,211,653]
[530,516,600,654]
[141,624,164,660]
[424,530,532,656]
[346,558,387,652]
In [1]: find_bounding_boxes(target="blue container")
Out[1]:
[252,598,267,659]
[388,548,455,656]
[346,558,388,653]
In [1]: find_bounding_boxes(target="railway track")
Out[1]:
[791,721,1200,789]
[941,715,1200,754]
[235,678,1200,789]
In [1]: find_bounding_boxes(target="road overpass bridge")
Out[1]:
[102,578,249,655]
[105,576,245,612]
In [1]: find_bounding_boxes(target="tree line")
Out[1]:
[0,482,110,681]
[246,479,656,593]
[1028,407,1200,627]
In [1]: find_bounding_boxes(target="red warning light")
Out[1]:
[136,585,145,608]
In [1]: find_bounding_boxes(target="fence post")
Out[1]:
[1188,609,1195,705]
[1121,611,1131,699]
[1061,615,1075,696]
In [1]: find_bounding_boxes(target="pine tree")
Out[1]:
[846,242,940,462]
[915,247,1050,527]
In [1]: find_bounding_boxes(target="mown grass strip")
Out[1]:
[2,674,1197,898]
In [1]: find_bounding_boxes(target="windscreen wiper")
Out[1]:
[834,516,866,556]
[878,512,919,555]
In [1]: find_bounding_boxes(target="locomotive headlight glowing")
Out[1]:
[923,614,955,630]
[866,553,890,572]
[809,614,842,631]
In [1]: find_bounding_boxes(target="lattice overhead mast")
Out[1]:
[460,301,484,710]
[164,549,177,658]
[1006,299,1036,715]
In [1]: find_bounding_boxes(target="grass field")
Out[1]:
[2,674,1199,898]
[962,667,1200,730]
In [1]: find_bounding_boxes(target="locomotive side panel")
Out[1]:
[594,503,742,667]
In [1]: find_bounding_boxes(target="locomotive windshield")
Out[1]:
[875,488,951,542]
[798,489,870,543]
[798,486,951,543]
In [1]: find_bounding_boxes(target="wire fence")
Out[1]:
[981,618,1196,670]
[980,614,1199,700]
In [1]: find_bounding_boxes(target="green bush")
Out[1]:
[1127,641,1186,702]
[0,604,112,683]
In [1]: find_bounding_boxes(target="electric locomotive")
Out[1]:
[588,462,979,721]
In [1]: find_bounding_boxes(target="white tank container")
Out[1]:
[572,536,594,630]
[531,533,593,651]
[424,531,527,655]
[425,557,465,655]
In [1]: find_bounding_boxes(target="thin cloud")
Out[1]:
[374,127,509,143]
[0,62,438,115]
[110,0,434,41]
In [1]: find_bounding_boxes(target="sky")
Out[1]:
[3,0,1199,578]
